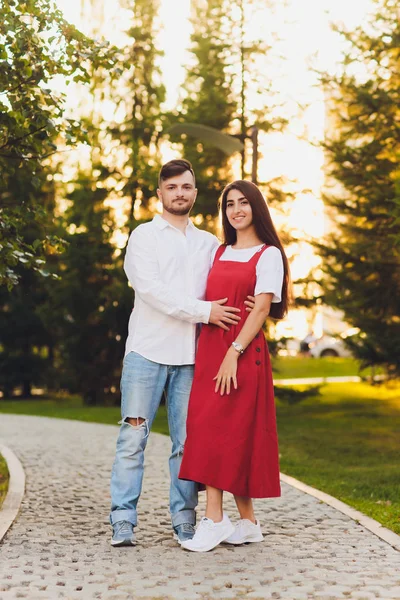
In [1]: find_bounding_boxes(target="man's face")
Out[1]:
[157,170,197,216]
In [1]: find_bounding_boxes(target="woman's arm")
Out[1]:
[214,293,273,395]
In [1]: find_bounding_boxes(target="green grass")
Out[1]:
[1,382,399,534]
[276,382,400,535]
[0,395,170,435]
[273,356,378,379]
[0,454,9,509]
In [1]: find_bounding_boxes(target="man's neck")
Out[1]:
[161,211,190,233]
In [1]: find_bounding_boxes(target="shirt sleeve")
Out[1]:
[124,227,212,324]
[255,246,284,302]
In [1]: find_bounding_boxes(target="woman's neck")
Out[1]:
[233,228,263,249]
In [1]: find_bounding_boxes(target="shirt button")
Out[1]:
[256,347,261,352]
[256,360,261,366]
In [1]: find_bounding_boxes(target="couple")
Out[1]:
[109,159,290,552]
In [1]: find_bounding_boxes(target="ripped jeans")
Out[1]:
[109,351,197,528]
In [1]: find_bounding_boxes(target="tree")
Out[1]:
[230,0,288,182]
[46,58,133,404]
[171,0,287,219]
[318,0,400,376]
[0,180,55,397]
[173,0,238,219]
[51,166,132,405]
[0,0,115,287]
[109,0,166,230]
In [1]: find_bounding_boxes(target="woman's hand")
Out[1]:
[213,348,239,395]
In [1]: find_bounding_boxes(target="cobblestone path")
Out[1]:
[0,414,399,600]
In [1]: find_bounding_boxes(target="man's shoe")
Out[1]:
[181,514,234,552]
[111,520,136,547]
[223,519,264,545]
[173,522,195,544]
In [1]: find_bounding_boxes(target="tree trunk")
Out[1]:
[22,379,32,398]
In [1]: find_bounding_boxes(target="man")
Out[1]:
[110,159,248,547]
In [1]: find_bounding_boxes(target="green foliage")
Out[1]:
[275,385,321,405]
[51,169,132,405]
[0,0,116,287]
[41,0,169,404]
[170,0,238,219]
[0,267,53,398]
[0,173,59,397]
[0,453,9,509]
[318,0,400,376]
[109,0,166,228]
[170,0,287,219]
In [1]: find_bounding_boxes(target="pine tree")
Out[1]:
[318,0,400,375]
[111,0,166,229]
[230,0,288,183]
[172,0,286,220]
[51,166,132,405]
[175,0,238,219]
[48,62,133,404]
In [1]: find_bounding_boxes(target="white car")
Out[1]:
[309,335,352,358]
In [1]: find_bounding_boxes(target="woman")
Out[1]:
[179,180,290,552]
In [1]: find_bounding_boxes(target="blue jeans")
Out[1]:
[110,351,197,528]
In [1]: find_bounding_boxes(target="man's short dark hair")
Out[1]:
[158,159,195,187]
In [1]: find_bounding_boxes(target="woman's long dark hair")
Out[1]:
[220,180,291,320]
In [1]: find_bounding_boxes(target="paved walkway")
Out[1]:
[0,414,399,600]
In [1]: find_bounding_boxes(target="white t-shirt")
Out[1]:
[212,244,284,303]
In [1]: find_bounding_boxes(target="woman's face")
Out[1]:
[225,188,253,231]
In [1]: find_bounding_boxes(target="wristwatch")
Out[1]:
[231,341,244,355]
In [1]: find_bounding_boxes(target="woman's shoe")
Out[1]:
[181,514,235,552]
[223,519,264,544]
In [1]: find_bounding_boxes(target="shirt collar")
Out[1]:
[153,214,195,232]
[153,214,169,229]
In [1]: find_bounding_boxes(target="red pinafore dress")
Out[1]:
[179,244,281,498]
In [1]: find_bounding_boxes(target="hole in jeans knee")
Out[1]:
[124,416,146,429]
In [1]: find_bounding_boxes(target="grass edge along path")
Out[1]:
[0,381,399,535]
[0,453,9,509]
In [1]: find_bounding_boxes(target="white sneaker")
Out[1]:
[181,514,235,552]
[223,519,264,545]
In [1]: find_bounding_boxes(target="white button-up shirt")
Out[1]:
[124,215,219,365]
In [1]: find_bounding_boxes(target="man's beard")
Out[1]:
[164,199,193,216]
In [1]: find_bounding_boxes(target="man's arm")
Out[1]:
[124,228,240,328]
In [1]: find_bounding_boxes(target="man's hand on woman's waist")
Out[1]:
[209,295,255,331]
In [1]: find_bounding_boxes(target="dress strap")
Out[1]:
[212,244,227,266]
[250,244,272,266]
